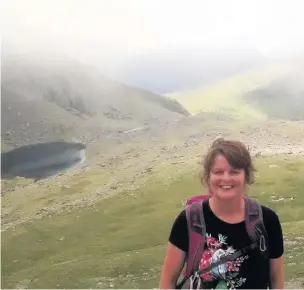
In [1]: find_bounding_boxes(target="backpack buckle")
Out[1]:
[189,272,201,290]
[256,227,266,252]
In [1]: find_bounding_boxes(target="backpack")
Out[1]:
[176,194,269,289]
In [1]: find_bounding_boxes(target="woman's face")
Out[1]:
[208,154,246,200]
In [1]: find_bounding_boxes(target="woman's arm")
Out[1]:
[270,255,284,289]
[159,242,186,289]
[159,209,189,289]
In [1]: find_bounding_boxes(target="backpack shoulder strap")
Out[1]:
[185,199,208,277]
[244,197,268,253]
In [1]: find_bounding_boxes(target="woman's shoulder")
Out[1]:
[260,204,283,237]
[260,204,281,222]
[171,209,188,230]
[168,209,189,252]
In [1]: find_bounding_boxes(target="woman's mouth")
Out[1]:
[219,185,234,189]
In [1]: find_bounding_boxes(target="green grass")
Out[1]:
[167,63,290,119]
[1,177,34,196]
[2,155,304,289]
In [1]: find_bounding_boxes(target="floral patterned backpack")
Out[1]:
[176,195,269,289]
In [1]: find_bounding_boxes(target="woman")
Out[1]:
[159,139,284,289]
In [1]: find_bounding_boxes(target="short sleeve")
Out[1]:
[168,210,189,252]
[263,206,284,259]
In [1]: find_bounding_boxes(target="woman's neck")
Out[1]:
[209,196,245,224]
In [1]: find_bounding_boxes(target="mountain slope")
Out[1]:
[167,62,293,120]
[1,47,189,148]
[244,61,304,121]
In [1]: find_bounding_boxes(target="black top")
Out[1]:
[169,200,284,289]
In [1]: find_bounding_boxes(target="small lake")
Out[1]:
[1,141,86,181]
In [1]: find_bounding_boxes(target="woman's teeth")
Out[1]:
[220,185,233,189]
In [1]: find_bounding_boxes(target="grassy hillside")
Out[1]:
[167,62,292,120]
[1,47,189,148]
[2,155,304,289]
[244,65,304,120]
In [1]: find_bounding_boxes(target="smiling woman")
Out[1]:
[201,138,255,202]
[1,141,86,182]
[159,138,285,290]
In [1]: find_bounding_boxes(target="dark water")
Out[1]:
[1,141,86,181]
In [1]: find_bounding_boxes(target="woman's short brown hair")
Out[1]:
[200,138,256,186]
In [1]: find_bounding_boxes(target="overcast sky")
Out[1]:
[2,0,304,59]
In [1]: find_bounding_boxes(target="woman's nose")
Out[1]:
[222,172,232,180]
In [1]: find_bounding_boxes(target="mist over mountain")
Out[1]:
[97,45,266,94]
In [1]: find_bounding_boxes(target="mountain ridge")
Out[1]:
[1,46,189,149]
